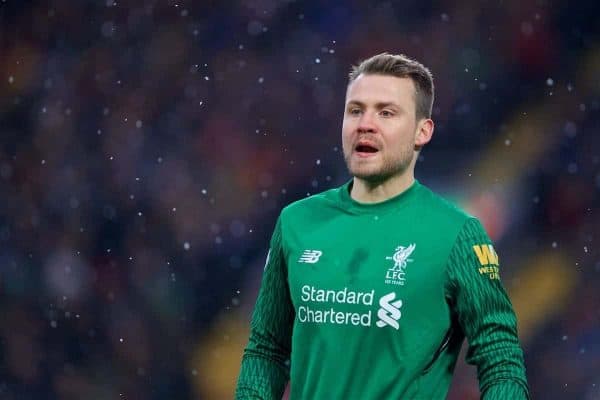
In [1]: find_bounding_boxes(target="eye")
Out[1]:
[348,108,362,116]
[380,109,394,117]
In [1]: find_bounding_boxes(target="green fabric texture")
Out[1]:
[236,180,529,399]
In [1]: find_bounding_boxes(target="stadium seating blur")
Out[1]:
[0,1,598,399]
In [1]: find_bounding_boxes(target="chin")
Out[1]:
[349,166,389,182]
[348,160,410,183]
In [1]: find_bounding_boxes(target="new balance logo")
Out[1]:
[298,250,322,264]
[376,292,403,330]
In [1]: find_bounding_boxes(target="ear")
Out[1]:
[415,118,434,147]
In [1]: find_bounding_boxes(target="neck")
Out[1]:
[350,171,415,204]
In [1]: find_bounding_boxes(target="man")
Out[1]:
[235,53,529,399]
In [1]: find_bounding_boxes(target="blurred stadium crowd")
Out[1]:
[0,1,598,399]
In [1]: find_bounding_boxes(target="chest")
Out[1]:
[284,214,450,320]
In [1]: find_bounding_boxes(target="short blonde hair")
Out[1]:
[349,52,434,120]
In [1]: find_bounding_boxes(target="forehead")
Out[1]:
[345,74,416,108]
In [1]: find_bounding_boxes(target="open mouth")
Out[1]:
[355,144,378,153]
[354,141,379,156]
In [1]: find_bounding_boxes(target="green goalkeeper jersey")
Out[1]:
[236,179,529,399]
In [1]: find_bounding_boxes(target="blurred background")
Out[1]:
[0,0,598,399]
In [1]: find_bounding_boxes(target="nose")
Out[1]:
[357,110,377,133]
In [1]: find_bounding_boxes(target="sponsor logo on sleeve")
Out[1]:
[472,244,500,280]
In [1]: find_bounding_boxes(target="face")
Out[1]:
[342,74,428,183]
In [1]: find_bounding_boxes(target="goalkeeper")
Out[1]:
[235,53,530,399]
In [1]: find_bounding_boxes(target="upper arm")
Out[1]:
[445,218,529,397]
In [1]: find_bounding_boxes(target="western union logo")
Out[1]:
[473,244,500,280]
[472,244,499,266]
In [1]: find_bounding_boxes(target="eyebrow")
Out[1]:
[346,100,400,109]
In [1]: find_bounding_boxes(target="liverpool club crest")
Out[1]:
[385,244,416,286]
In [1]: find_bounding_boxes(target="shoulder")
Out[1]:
[277,184,345,229]
[416,183,474,226]
[413,184,494,267]
[282,186,343,213]
[413,183,492,247]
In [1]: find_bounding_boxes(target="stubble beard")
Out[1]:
[344,146,415,184]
